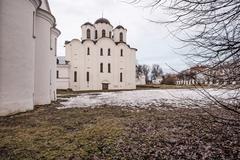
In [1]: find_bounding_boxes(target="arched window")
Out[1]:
[87,47,90,55]
[120,49,123,57]
[95,30,98,39]
[100,48,103,56]
[100,63,103,73]
[120,32,123,42]
[102,29,106,37]
[108,63,111,73]
[74,71,77,82]
[108,48,111,56]
[87,29,91,39]
[87,72,90,82]
[120,72,123,82]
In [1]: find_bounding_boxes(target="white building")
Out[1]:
[57,18,137,91]
[136,74,146,85]
[152,76,163,85]
[0,0,60,116]
[56,57,70,90]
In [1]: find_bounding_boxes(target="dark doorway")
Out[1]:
[102,83,109,90]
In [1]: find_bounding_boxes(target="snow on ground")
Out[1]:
[58,89,235,109]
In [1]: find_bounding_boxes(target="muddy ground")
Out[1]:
[0,102,239,160]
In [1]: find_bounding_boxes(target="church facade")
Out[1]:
[0,0,60,116]
[57,18,137,91]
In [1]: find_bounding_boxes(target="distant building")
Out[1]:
[57,18,137,91]
[176,66,207,85]
[136,74,146,85]
[176,65,237,85]
[152,76,163,85]
[56,57,70,90]
[0,0,60,116]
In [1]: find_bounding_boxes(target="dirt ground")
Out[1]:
[0,102,239,160]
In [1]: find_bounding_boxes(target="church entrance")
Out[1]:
[102,83,109,90]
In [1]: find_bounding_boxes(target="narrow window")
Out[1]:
[54,38,57,56]
[87,72,90,82]
[87,47,90,55]
[74,71,77,82]
[57,59,59,64]
[102,29,106,37]
[50,29,52,50]
[108,63,111,73]
[87,29,91,39]
[32,11,36,38]
[95,30,98,39]
[50,70,52,85]
[120,32,123,42]
[56,70,59,78]
[100,63,103,73]
[120,72,123,82]
[108,48,111,56]
[120,49,123,57]
[109,31,112,38]
[100,48,103,56]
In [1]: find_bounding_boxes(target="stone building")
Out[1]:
[57,18,137,91]
[0,0,60,116]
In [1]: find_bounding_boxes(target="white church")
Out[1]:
[0,0,60,116]
[57,18,137,91]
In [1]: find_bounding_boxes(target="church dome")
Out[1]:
[82,22,94,27]
[94,18,111,25]
[115,25,125,29]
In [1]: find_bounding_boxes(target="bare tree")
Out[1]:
[142,64,151,83]
[151,64,163,81]
[136,64,144,78]
[130,0,240,123]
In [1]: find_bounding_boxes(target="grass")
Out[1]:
[0,102,239,159]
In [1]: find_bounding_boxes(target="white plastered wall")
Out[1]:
[0,0,37,116]
[34,10,54,105]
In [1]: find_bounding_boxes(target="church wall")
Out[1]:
[34,9,54,105]
[0,0,38,116]
[113,28,127,42]
[95,23,113,40]
[49,28,60,101]
[81,25,95,40]
[64,38,136,91]
[56,65,70,89]
[57,19,136,92]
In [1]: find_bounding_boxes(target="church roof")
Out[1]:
[82,22,94,27]
[57,56,68,65]
[115,25,125,29]
[40,0,51,13]
[94,18,111,25]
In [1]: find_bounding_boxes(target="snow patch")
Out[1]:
[58,89,235,109]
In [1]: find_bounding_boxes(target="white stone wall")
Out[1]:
[60,20,137,91]
[56,65,70,89]
[113,28,127,42]
[95,23,113,40]
[81,25,96,40]
[0,0,39,116]
[34,9,55,105]
[50,28,60,100]
[0,0,60,116]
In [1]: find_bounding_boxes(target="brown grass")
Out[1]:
[0,102,239,159]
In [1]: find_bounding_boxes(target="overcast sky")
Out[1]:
[49,0,188,73]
